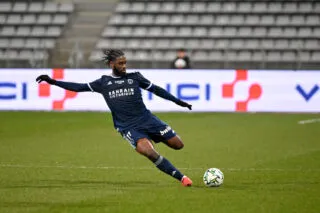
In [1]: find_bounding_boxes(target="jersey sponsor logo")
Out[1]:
[160,126,172,136]
[128,79,133,84]
[108,88,135,98]
[115,80,125,84]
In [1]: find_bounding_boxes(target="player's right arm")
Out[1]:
[36,75,102,93]
[135,72,192,110]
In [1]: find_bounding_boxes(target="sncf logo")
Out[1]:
[38,69,77,110]
[222,70,262,112]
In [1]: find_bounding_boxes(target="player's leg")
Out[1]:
[146,117,184,150]
[135,138,159,161]
[135,138,192,186]
[163,135,184,150]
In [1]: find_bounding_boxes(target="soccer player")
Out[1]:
[36,49,193,186]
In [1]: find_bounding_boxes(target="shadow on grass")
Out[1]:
[1,179,156,189]
[0,201,118,208]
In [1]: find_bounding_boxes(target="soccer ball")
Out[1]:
[174,58,186,68]
[203,168,224,187]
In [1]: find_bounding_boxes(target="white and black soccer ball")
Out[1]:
[174,58,186,68]
[203,168,224,187]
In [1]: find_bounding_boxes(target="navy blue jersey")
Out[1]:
[88,72,153,131]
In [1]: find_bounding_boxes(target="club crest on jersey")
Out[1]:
[128,79,133,84]
[115,80,125,84]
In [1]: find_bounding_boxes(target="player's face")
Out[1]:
[111,56,127,76]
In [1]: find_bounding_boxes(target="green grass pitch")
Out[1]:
[0,112,319,213]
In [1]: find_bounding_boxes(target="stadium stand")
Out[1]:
[0,0,319,69]
[90,0,320,69]
[0,1,74,67]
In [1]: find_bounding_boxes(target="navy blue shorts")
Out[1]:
[119,115,176,149]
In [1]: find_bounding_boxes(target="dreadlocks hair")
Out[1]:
[102,49,125,66]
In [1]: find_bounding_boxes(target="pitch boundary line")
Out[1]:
[298,118,320,125]
[0,164,319,172]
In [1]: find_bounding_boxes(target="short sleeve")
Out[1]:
[88,78,102,93]
[135,72,152,90]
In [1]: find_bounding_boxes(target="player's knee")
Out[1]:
[174,141,184,150]
[136,139,159,161]
[138,149,159,161]
[167,136,184,150]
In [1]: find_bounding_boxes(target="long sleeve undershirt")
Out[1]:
[54,80,181,104]
[54,81,91,92]
[147,84,180,104]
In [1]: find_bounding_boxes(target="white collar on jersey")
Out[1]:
[110,73,122,78]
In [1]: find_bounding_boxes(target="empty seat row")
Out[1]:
[102,26,320,38]
[0,2,74,13]
[1,26,62,37]
[95,38,320,50]
[109,14,320,26]
[0,14,69,25]
[116,1,319,13]
[89,49,320,62]
[0,49,48,60]
[191,50,320,62]
[91,0,320,67]
[90,50,177,61]
[0,38,55,49]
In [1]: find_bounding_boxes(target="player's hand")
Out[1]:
[176,100,192,110]
[36,75,56,84]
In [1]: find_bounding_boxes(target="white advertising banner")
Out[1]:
[0,69,319,112]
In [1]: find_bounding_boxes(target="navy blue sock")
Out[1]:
[154,156,184,181]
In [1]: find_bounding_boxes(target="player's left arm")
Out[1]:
[150,85,192,110]
[136,72,192,110]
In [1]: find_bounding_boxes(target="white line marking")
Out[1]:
[298,118,320,125]
[0,164,319,172]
